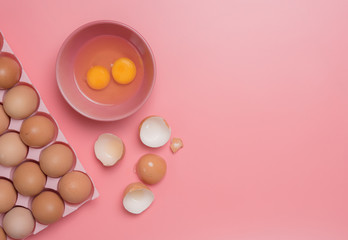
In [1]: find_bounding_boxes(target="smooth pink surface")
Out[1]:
[1,1,348,239]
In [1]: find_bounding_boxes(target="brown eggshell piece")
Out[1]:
[170,137,184,153]
[0,179,17,213]
[0,132,28,167]
[0,227,6,240]
[13,161,46,196]
[20,115,57,148]
[0,105,10,134]
[136,154,167,185]
[0,55,21,89]
[3,84,39,119]
[58,171,92,204]
[39,143,74,178]
[32,191,65,225]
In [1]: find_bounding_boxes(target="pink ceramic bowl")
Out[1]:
[0,32,3,51]
[56,21,156,121]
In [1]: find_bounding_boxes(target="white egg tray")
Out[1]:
[0,32,99,239]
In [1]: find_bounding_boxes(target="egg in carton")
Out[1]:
[0,32,99,240]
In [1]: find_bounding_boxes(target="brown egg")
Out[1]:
[136,154,167,185]
[20,115,56,148]
[0,179,17,213]
[0,104,10,134]
[3,84,39,119]
[0,55,21,89]
[13,161,46,196]
[58,171,92,204]
[32,191,65,225]
[2,207,35,239]
[0,132,28,167]
[0,226,6,240]
[39,143,75,178]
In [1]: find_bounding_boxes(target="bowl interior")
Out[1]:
[56,21,155,121]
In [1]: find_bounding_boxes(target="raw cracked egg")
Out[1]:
[0,54,21,89]
[58,171,92,204]
[136,154,167,185]
[0,178,17,213]
[20,115,57,148]
[94,133,124,167]
[0,104,9,134]
[32,191,65,225]
[2,207,35,240]
[87,65,110,90]
[3,84,39,119]
[0,132,28,167]
[13,161,46,196]
[139,116,171,148]
[112,57,136,84]
[39,143,75,178]
[123,182,154,214]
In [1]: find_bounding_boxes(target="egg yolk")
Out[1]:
[112,58,136,85]
[87,66,110,90]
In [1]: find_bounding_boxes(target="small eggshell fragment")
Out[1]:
[0,55,21,89]
[0,105,10,134]
[2,207,35,240]
[0,132,28,167]
[170,137,184,153]
[32,191,65,225]
[39,143,75,178]
[13,161,46,196]
[0,227,6,240]
[123,182,154,214]
[136,154,167,185]
[58,171,92,204]
[139,116,171,148]
[94,133,124,167]
[0,179,17,213]
[3,84,39,119]
[20,115,57,148]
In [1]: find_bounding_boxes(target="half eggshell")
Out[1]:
[139,116,171,148]
[94,133,125,167]
[123,182,154,214]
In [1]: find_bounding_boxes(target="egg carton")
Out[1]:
[0,32,99,239]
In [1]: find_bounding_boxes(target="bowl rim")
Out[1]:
[0,32,3,51]
[56,20,156,121]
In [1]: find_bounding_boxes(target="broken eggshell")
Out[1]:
[123,182,154,214]
[139,116,171,148]
[170,137,184,153]
[94,133,125,167]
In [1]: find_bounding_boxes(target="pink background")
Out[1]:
[1,0,348,239]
